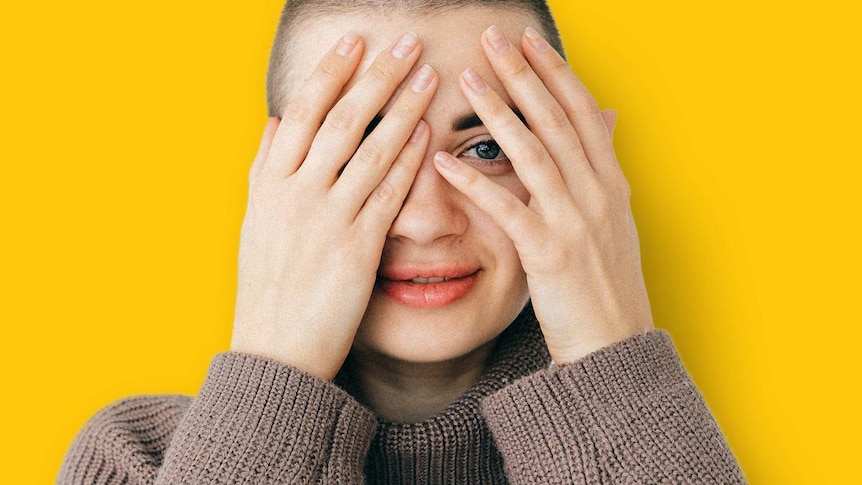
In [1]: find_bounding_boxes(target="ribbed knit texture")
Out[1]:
[58,312,746,484]
[358,311,550,484]
[483,330,747,484]
[59,353,378,484]
[58,395,190,484]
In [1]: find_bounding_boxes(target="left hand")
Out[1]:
[433,25,654,364]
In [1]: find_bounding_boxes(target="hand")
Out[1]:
[231,32,439,380]
[434,26,653,364]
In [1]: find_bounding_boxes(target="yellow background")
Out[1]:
[2,1,859,482]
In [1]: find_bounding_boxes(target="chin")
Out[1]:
[355,292,525,364]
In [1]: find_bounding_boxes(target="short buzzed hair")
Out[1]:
[266,0,565,116]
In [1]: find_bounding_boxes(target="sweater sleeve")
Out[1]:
[481,330,747,484]
[58,352,378,484]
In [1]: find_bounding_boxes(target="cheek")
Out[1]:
[463,194,525,280]
[495,173,530,204]
[466,172,530,262]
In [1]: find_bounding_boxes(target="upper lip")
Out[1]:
[378,265,479,282]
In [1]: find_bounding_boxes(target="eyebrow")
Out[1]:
[453,110,527,132]
[363,109,527,138]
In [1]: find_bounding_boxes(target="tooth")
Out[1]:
[410,277,449,284]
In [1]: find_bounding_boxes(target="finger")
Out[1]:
[249,118,280,181]
[459,67,569,212]
[335,64,438,214]
[355,119,429,232]
[521,27,622,180]
[432,151,543,247]
[480,25,593,191]
[263,32,364,178]
[300,32,423,184]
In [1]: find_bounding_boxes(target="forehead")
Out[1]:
[283,6,535,115]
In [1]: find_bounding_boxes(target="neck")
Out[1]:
[345,340,497,423]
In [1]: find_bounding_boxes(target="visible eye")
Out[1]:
[460,138,511,174]
[471,140,502,160]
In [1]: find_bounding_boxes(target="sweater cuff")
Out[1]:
[482,330,746,483]
[157,352,377,484]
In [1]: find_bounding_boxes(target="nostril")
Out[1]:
[387,189,466,243]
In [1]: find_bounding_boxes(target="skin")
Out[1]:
[231,6,654,422]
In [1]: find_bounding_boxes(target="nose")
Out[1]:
[387,155,468,245]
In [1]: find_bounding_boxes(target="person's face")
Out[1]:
[287,6,537,363]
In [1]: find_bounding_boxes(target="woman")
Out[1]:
[59,1,746,482]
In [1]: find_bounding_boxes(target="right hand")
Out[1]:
[231,32,439,380]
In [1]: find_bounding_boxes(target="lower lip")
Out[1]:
[379,273,479,308]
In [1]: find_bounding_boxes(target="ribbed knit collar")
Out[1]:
[337,305,551,484]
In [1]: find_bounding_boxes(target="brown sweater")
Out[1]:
[58,314,746,483]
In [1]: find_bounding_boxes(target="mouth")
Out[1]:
[376,266,480,308]
[409,276,453,283]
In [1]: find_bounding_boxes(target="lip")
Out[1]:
[377,265,480,308]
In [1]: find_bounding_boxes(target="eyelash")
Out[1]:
[460,138,509,167]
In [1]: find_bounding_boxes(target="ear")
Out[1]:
[600,109,617,139]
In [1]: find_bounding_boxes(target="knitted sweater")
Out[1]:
[58,313,746,483]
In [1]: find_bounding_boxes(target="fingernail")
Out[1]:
[392,32,419,59]
[462,68,488,93]
[434,151,459,170]
[485,25,511,54]
[409,120,427,143]
[336,31,360,56]
[605,109,618,134]
[524,26,550,51]
[410,64,435,93]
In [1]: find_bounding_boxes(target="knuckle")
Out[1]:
[497,193,524,216]
[574,92,601,116]
[520,139,547,165]
[604,166,632,201]
[594,192,612,218]
[549,56,571,76]
[537,237,569,268]
[568,215,587,237]
[492,108,528,138]
[539,105,571,130]
[281,97,312,125]
[324,108,358,133]
[354,140,387,167]
[461,165,484,188]
[505,56,533,80]
[368,62,398,85]
[487,101,513,122]
[248,160,274,187]
[316,56,343,80]
[616,176,632,200]
[591,187,627,222]
[390,95,422,118]
[370,179,399,206]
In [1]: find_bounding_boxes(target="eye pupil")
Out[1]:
[476,141,501,159]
